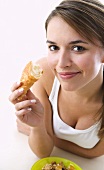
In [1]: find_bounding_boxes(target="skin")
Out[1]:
[9,16,104,158]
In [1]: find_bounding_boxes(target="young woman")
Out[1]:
[9,0,104,158]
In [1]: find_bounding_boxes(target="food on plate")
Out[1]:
[18,61,43,100]
[42,161,76,170]
[31,157,82,170]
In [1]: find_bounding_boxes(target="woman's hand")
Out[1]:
[9,82,44,127]
[16,118,30,136]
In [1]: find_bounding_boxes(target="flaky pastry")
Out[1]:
[18,61,43,100]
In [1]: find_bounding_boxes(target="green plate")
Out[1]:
[31,157,82,170]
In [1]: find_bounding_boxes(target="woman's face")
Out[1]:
[46,17,104,91]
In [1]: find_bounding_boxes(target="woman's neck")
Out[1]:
[62,65,104,104]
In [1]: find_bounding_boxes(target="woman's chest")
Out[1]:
[58,93,102,130]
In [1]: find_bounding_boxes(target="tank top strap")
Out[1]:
[49,76,60,102]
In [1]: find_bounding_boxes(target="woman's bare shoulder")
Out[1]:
[35,57,55,95]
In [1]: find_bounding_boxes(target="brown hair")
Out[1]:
[45,0,104,139]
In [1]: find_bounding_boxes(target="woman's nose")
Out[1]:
[57,50,72,68]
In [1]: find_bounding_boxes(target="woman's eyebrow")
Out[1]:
[69,40,88,44]
[46,40,56,44]
[46,40,88,44]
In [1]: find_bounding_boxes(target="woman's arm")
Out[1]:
[9,57,55,158]
[29,124,54,158]
[28,82,54,158]
[28,58,55,158]
[54,136,104,158]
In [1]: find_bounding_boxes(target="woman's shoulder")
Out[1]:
[36,57,55,95]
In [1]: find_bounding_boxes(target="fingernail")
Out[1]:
[18,88,24,92]
[31,99,36,103]
[17,81,21,85]
[27,107,32,111]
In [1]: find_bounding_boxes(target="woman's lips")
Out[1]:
[57,71,81,79]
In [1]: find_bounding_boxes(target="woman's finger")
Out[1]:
[9,88,24,104]
[16,118,30,135]
[15,108,32,123]
[15,99,36,111]
[15,107,32,116]
[11,81,22,92]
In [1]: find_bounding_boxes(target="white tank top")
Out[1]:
[49,77,101,148]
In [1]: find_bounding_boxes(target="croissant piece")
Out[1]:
[18,61,43,100]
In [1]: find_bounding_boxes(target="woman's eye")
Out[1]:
[48,45,59,51]
[72,46,86,52]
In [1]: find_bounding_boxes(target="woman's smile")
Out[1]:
[57,71,81,79]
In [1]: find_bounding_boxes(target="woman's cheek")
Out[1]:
[47,54,57,69]
[76,57,91,70]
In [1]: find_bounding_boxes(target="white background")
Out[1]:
[0,1,61,169]
[0,0,104,169]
